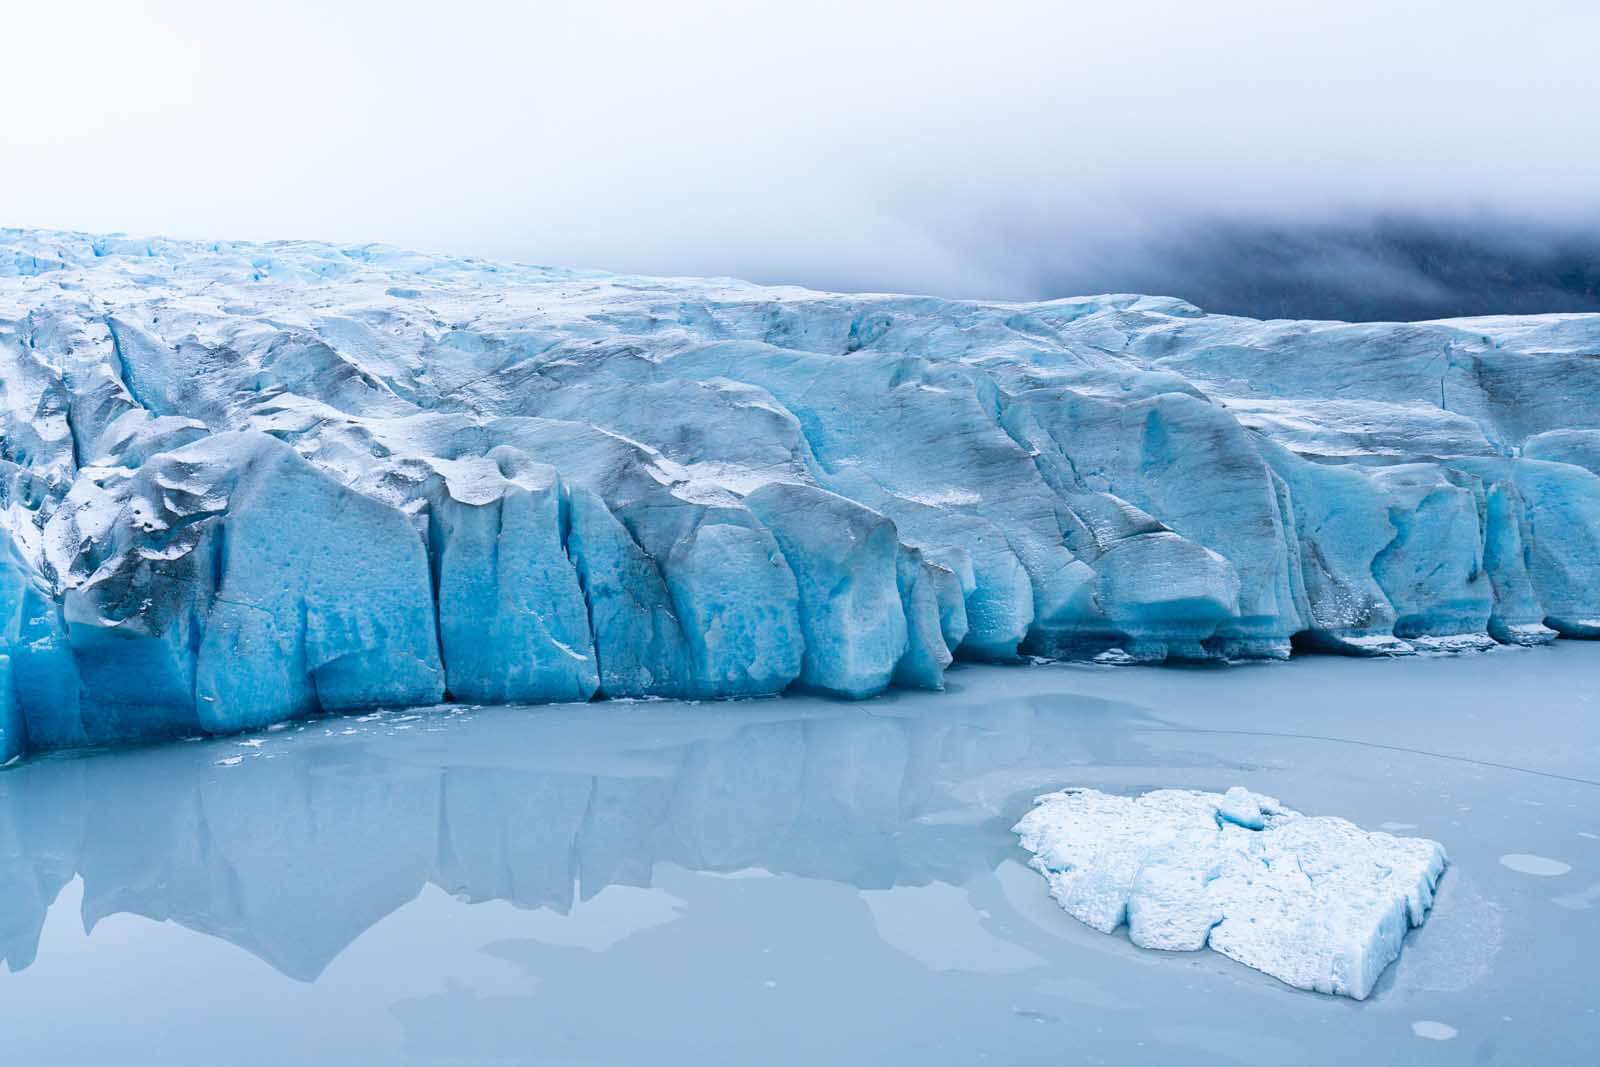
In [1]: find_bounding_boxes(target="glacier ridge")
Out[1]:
[2,227,1599,757]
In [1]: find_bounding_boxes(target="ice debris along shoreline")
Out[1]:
[1013,787,1448,1000]
[2,226,1600,758]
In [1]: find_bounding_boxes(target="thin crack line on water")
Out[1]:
[1139,726,1600,788]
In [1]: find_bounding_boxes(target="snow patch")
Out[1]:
[896,488,984,508]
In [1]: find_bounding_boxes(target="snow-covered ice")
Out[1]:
[2,226,1600,756]
[1013,786,1448,999]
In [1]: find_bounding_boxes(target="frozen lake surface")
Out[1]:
[2,644,1597,1065]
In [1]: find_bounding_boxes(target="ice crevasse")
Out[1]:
[2,228,1599,757]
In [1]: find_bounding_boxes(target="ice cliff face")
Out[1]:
[2,228,1599,758]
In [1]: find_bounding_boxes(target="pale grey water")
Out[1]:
[2,644,1597,1065]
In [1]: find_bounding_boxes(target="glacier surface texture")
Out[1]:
[1013,786,1448,999]
[2,228,1599,757]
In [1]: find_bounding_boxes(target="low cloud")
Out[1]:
[5,1,1599,317]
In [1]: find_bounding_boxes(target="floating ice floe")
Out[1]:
[1498,853,1571,877]
[1013,786,1447,999]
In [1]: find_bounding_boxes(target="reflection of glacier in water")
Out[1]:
[2,649,1598,1065]
[0,684,1176,981]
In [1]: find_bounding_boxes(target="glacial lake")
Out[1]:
[2,644,1597,1065]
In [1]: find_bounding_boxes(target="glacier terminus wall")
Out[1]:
[2,228,1599,759]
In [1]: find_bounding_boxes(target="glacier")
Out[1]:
[1013,786,1448,999]
[2,226,1599,758]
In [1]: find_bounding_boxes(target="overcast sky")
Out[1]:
[6,1,1599,299]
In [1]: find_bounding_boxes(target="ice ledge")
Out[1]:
[1013,786,1448,1000]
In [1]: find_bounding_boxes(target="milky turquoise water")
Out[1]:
[2,644,1597,1064]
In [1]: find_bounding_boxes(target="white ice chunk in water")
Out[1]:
[1498,853,1571,877]
[1013,786,1448,1000]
